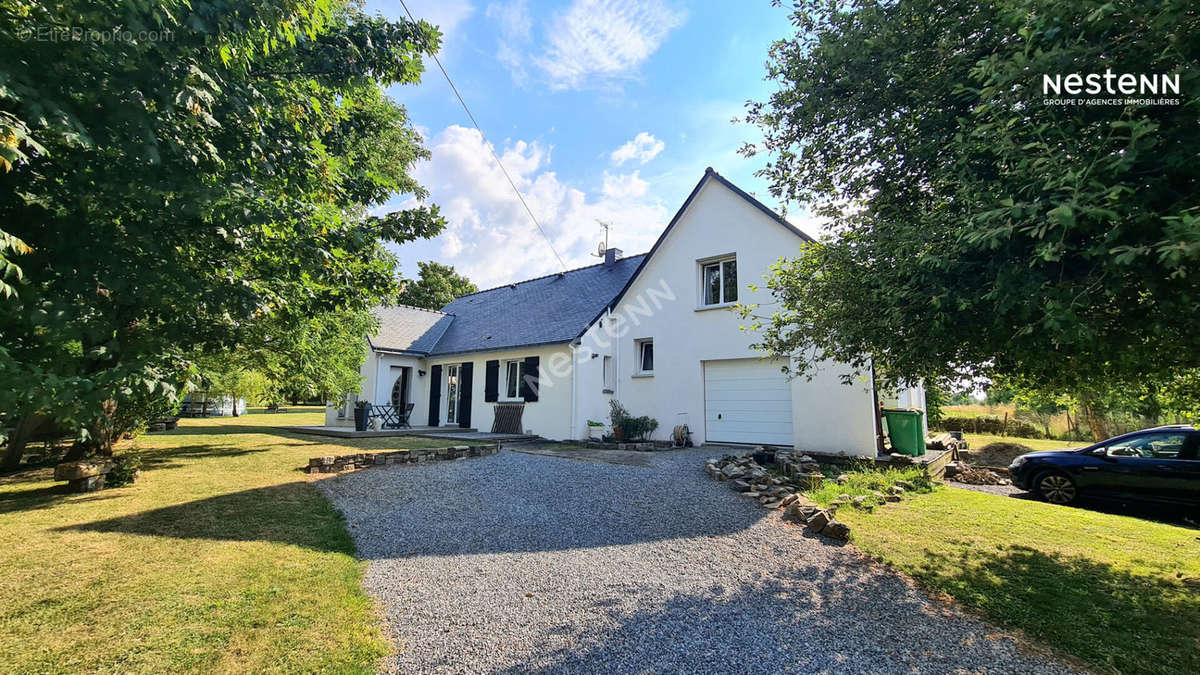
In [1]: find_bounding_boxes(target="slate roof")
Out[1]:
[428,254,646,356]
[369,169,808,358]
[369,304,454,354]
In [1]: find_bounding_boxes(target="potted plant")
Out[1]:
[586,420,605,440]
[353,400,371,432]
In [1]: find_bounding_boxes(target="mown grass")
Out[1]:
[963,433,1079,453]
[802,461,936,509]
[840,488,1200,674]
[0,408,458,673]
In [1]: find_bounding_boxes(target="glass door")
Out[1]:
[445,365,458,425]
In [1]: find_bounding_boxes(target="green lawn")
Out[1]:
[0,408,458,673]
[840,488,1200,674]
[963,433,1080,452]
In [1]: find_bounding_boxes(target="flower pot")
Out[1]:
[353,406,369,432]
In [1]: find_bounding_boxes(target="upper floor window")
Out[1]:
[636,339,654,374]
[701,256,737,306]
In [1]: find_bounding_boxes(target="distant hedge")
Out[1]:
[933,416,1042,439]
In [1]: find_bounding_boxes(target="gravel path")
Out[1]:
[318,448,1074,674]
[947,481,1033,498]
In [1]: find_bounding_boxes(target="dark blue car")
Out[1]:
[1009,425,1200,508]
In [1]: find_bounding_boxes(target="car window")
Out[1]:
[1105,432,1187,459]
[1180,433,1200,461]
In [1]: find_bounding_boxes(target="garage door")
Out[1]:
[704,358,793,446]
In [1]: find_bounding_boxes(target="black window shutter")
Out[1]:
[428,364,442,426]
[484,360,499,402]
[520,356,540,402]
[457,362,473,428]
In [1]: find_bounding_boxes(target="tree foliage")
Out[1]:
[397,261,478,310]
[0,1,445,464]
[742,0,1200,393]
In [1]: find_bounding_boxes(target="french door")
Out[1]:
[445,365,459,425]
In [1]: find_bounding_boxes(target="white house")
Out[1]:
[329,168,924,457]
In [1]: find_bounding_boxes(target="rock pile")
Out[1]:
[308,444,499,474]
[705,452,852,541]
[944,462,1011,485]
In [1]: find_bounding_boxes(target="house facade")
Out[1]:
[329,168,925,456]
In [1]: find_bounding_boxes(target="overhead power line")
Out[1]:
[397,0,568,271]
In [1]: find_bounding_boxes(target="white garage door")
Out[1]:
[704,358,793,446]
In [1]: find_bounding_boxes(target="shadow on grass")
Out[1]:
[0,480,127,514]
[56,482,356,554]
[905,544,1199,674]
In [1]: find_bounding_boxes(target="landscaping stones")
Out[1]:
[704,452,855,541]
[946,462,1012,485]
[53,460,113,492]
[306,445,499,475]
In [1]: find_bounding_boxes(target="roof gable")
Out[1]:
[589,168,813,328]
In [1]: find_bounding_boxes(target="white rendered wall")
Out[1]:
[599,176,879,455]
[426,343,575,439]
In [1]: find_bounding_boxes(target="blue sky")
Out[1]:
[365,0,815,288]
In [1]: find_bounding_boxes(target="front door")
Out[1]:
[445,365,459,425]
[390,367,410,407]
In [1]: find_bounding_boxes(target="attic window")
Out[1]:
[700,256,737,306]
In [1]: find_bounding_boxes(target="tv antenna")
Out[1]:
[592,220,612,257]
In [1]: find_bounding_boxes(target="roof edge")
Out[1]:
[576,168,809,340]
[443,254,648,307]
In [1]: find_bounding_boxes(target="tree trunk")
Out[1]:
[1,414,46,470]
[1078,392,1109,442]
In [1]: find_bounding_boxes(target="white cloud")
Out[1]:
[487,0,532,83]
[610,132,664,165]
[487,0,686,91]
[398,125,668,287]
[602,171,649,198]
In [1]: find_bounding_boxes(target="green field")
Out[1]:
[0,409,455,673]
[841,488,1200,674]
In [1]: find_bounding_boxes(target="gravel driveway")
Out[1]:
[318,448,1074,674]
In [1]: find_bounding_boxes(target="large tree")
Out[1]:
[0,1,446,466]
[397,261,478,310]
[742,0,1199,396]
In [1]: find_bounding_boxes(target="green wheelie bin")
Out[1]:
[882,408,925,456]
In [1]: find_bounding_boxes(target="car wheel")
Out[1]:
[1035,471,1078,505]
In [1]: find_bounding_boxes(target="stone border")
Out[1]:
[307,444,499,474]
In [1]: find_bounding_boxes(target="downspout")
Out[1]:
[374,351,383,405]
[569,342,578,440]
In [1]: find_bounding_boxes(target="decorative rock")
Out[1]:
[885,493,902,502]
[835,474,849,485]
[894,479,915,490]
[851,495,868,508]
[762,500,782,509]
[795,474,825,490]
[54,461,110,481]
[780,493,799,507]
[742,491,761,498]
[806,509,833,532]
[822,520,851,540]
[730,479,751,493]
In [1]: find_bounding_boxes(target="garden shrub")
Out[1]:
[608,400,659,441]
[106,452,143,487]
